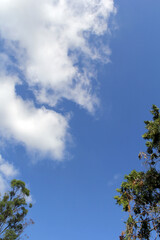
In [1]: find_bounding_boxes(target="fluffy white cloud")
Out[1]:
[0,0,115,111]
[0,74,69,159]
[0,156,18,178]
[0,0,115,159]
[0,154,18,193]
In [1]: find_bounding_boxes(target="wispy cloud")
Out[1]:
[0,0,115,160]
[107,174,121,187]
[0,154,33,203]
[0,154,18,194]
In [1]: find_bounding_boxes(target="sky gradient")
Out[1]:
[0,0,160,239]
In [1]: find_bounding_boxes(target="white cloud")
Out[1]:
[0,156,18,178]
[107,174,121,187]
[0,155,33,203]
[0,154,18,194]
[0,74,69,159]
[0,175,8,195]
[0,0,115,111]
[25,194,34,204]
[0,0,115,159]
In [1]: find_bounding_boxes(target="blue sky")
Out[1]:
[0,0,160,239]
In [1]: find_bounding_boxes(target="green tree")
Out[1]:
[0,179,33,240]
[115,105,160,240]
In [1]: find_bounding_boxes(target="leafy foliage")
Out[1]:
[115,105,160,239]
[0,179,33,240]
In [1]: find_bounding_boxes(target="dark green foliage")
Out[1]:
[3,229,17,240]
[0,179,33,240]
[115,105,160,239]
[143,105,160,156]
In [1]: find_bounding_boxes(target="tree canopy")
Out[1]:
[115,105,160,240]
[0,179,33,240]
